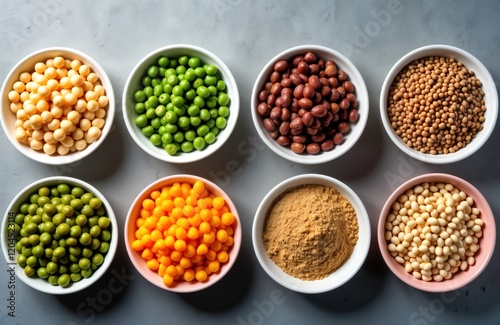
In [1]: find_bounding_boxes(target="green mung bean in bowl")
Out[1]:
[123,44,240,163]
[1,176,118,294]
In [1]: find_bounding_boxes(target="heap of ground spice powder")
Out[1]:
[262,184,359,280]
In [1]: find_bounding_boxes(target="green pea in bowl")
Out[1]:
[1,176,118,294]
[123,44,240,163]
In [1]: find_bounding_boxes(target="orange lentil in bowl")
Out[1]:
[130,180,237,287]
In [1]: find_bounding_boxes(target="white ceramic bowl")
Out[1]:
[377,173,496,292]
[380,44,498,164]
[0,47,115,165]
[123,44,240,163]
[251,45,369,165]
[124,174,242,293]
[1,176,118,295]
[252,173,370,294]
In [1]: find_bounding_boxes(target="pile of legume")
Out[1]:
[13,183,112,287]
[133,55,230,155]
[7,56,109,155]
[256,51,359,155]
[387,56,485,154]
[384,182,483,282]
[131,180,237,287]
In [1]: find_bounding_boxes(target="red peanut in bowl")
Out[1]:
[377,173,496,292]
[251,45,368,165]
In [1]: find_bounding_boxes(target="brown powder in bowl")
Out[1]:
[262,184,359,281]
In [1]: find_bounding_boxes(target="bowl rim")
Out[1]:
[122,44,240,164]
[250,44,369,165]
[0,46,116,165]
[379,44,499,164]
[252,173,371,294]
[377,172,496,292]
[1,176,118,295]
[124,174,242,293]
